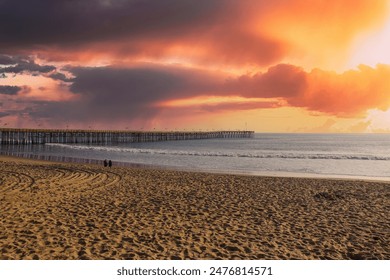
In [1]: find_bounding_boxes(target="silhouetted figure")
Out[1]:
[108,160,112,168]
[104,159,108,167]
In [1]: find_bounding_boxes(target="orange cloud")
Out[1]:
[221,63,390,117]
[295,64,390,116]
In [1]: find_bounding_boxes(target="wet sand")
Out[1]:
[0,155,389,260]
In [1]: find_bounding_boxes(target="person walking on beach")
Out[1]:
[104,159,108,167]
[108,160,112,168]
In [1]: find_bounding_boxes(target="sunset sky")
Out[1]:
[1,0,390,132]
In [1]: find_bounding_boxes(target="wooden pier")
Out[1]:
[0,128,254,145]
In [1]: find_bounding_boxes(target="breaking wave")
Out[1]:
[45,143,390,161]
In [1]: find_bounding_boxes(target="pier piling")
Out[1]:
[0,128,254,145]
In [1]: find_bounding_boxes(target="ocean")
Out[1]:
[2,133,390,180]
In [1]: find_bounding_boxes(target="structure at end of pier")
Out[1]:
[0,128,254,145]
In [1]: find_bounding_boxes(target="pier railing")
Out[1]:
[0,128,254,144]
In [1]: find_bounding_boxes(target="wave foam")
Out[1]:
[45,143,390,161]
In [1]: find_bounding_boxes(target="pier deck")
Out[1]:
[0,128,254,144]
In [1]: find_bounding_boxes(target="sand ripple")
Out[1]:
[0,157,389,260]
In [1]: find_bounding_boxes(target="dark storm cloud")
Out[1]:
[2,62,55,75]
[48,72,72,82]
[30,64,227,122]
[29,63,305,123]
[69,65,224,101]
[0,0,221,48]
[0,0,283,66]
[0,55,56,76]
[0,85,24,95]
[0,54,16,64]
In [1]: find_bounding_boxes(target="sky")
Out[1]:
[1,0,390,132]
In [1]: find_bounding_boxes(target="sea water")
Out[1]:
[2,133,390,180]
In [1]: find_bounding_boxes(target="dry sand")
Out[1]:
[0,155,389,260]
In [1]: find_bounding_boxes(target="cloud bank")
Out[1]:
[1,0,387,66]
[22,63,390,125]
[1,0,390,130]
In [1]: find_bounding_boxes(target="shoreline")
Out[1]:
[1,155,389,260]
[2,153,390,183]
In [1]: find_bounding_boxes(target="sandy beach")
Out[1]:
[0,155,389,260]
